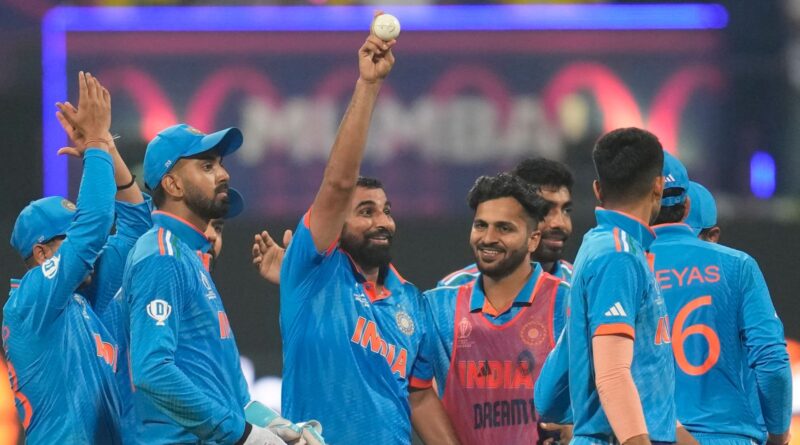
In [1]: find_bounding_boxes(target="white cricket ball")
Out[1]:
[372,14,401,41]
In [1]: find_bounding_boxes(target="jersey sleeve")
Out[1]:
[552,281,571,340]
[738,255,792,434]
[128,255,245,443]
[14,149,116,332]
[534,329,572,423]
[279,211,339,331]
[408,294,436,390]
[85,196,153,314]
[586,253,642,339]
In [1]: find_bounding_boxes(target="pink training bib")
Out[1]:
[442,273,559,445]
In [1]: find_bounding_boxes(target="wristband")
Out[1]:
[117,175,137,191]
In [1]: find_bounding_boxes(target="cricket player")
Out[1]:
[411,173,570,444]
[684,181,719,243]
[3,72,124,443]
[438,157,574,287]
[267,29,457,444]
[122,124,283,444]
[651,155,792,445]
[568,128,677,445]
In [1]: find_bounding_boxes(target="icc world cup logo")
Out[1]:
[147,299,172,326]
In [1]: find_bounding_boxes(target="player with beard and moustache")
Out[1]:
[438,158,575,288]
[121,124,284,444]
[252,26,459,445]
[409,173,571,445]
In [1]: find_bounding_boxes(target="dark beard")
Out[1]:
[340,229,393,271]
[475,244,530,280]
[184,182,229,221]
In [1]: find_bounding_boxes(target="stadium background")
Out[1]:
[0,0,798,443]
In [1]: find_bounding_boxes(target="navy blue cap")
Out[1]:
[11,197,76,258]
[685,181,717,235]
[662,151,690,206]
[144,124,243,190]
[226,188,244,219]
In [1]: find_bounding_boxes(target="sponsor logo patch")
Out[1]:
[147,299,172,326]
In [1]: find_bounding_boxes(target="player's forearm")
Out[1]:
[133,360,245,443]
[534,339,572,423]
[309,79,382,250]
[67,149,114,264]
[322,79,381,191]
[755,355,792,434]
[108,141,144,204]
[592,335,649,445]
[409,387,461,445]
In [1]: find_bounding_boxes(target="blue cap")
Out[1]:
[226,188,244,219]
[685,181,717,235]
[11,196,76,258]
[662,151,690,206]
[144,124,243,190]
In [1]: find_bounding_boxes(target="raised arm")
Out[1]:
[307,23,396,252]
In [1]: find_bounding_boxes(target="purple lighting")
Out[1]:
[750,151,776,199]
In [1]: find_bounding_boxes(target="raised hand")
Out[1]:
[252,229,293,285]
[55,71,112,155]
[359,13,396,84]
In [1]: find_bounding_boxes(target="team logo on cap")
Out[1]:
[395,311,414,336]
[186,126,205,136]
[61,199,76,211]
[147,299,172,326]
[520,320,546,346]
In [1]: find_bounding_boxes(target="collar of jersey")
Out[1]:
[595,207,656,250]
[343,251,408,303]
[652,222,694,238]
[152,210,212,253]
[470,262,542,316]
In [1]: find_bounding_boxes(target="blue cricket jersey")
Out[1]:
[2,149,123,444]
[123,210,250,444]
[568,209,676,444]
[438,259,573,288]
[652,223,791,442]
[534,328,571,424]
[280,212,428,445]
[416,263,570,395]
[93,197,153,445]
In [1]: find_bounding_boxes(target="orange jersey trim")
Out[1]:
[594,323,635,339]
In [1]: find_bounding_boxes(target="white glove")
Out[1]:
[242,423,288,445]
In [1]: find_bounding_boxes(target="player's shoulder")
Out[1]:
[423,283,462,299]
[437,263,479,287]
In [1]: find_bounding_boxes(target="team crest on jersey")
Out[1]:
[147,299,172,326]
[395,311,415,335]
[61,199,76,211]
[41,254,61,279]
[520,320,546,346]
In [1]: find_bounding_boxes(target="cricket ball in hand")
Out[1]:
[372,14,401,41]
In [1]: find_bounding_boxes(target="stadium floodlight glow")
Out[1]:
[41,4,728,196]
[750,151,776,199]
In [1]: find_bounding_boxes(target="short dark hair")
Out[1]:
[512,157,574,192]
[653,204,687,225]
[356,176,383,190]
[592,127,664,203]
[467,173,551,227]
[150,184,167,209]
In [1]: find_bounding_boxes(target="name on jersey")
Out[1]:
[350,316,408,379]
[473,399,537,430]
[457,360,534,390]
[656,265,720,290]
